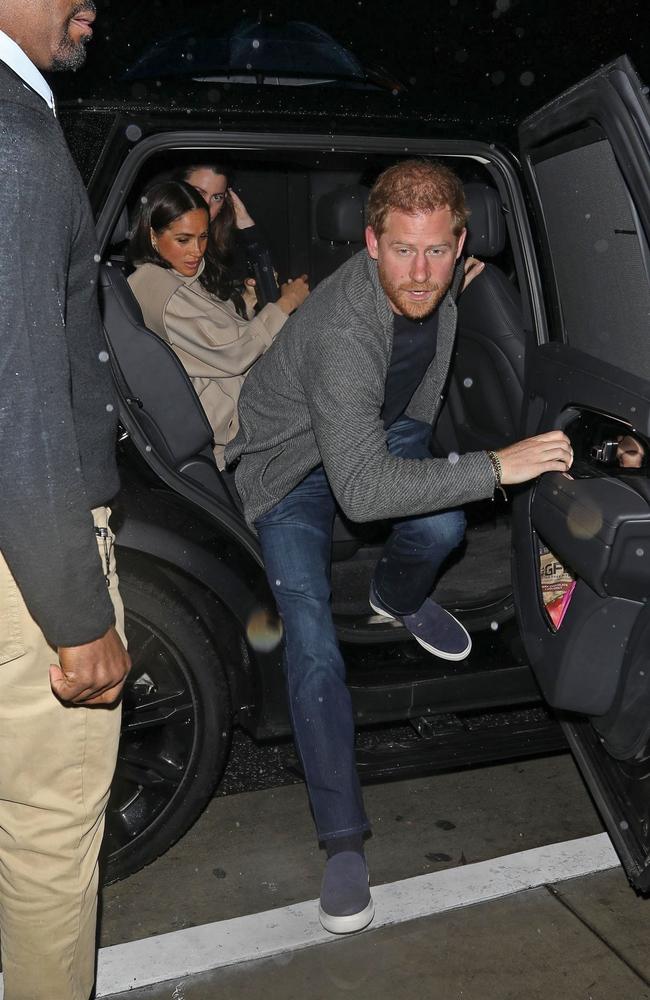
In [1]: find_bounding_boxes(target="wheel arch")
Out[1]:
[114,514,288,736]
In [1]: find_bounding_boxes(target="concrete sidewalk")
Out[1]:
[102,867,650,999]
[95,753,650,999]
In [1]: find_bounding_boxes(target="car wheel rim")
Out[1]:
[103,610,200,865]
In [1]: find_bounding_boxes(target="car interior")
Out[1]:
[100,147,532,648]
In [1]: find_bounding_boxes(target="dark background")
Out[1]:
[55,0,648,121]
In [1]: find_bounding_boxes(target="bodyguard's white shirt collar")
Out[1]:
[0,29,56,115]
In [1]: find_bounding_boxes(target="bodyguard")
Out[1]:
[0,3,130,997]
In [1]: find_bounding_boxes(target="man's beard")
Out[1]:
[378,261,451,320]
[51,1,96,71]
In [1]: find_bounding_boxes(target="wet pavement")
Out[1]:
[89,747,650,998]
[99,752,602,942]
[101,865,650,1000]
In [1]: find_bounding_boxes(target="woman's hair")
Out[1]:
[128,179,246,316]
[171,163,236,260]
[367,159,468,238]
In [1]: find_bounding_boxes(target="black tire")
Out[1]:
[102,571,232,883]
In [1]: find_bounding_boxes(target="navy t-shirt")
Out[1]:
[381,310,439,429]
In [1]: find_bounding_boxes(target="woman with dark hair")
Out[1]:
[128,180,309,469]
[171,162,275,305]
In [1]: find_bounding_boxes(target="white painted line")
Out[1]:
[0,832,622,999]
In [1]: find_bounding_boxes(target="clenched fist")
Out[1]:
[50,625,131,706]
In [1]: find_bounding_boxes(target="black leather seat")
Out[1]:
[312,180,526,451]
[312,183,369,284]
[99,262,239,509]
[439,183,526,452]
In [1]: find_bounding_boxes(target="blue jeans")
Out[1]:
[256,417,465,842]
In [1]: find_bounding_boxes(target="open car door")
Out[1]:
[514,55,650,889]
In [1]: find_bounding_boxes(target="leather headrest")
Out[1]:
[315,181,505,258]
[464,182,506,258]
[316,184,369,243]
[109,205,131,248]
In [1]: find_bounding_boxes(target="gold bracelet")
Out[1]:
[486,450,503,487]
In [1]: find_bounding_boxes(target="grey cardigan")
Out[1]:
[226,250,495,526]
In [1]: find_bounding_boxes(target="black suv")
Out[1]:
[60,55,650,891]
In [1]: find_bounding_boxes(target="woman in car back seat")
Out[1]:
[127,181,309,469]
[171,161,272,291]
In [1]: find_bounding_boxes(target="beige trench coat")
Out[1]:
[128,261,286,468]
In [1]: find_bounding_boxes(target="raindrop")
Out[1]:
[98,351,109,363]
[125,124,142,142]
[93,253,101,263]
[275,579,281,586]
[463,377,474,388]
[490,621,499,631]
[620,820,629,831]
[636,548,644,557]
[448,452,460,465]
[106,404,114,412]
[145,444,152,452]
[567,501,602,540]
[594,239,609,253]
[252,39,260,49]
[140,195,148,205]
[519,71,535,87]
[245,608,283,652]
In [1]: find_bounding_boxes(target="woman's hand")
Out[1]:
[460,256,485,292]
[242,277,258,317]
[229,189,256,230]
[278,275,310,315]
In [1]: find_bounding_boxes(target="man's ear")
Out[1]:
[455,228,467,260]
[365,225,379,260]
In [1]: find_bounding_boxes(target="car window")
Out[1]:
[533,131,650,378]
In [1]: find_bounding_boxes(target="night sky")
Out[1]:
[55,0,648,121]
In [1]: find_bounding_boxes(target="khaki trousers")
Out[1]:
[0,507,123,1000]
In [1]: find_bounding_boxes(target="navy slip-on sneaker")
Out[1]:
[318,852,375,935]
[369,583,472,661]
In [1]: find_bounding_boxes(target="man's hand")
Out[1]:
[50,626,131,706]
[496,431,573,485]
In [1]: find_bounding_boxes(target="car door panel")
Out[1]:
[515,55,650,887]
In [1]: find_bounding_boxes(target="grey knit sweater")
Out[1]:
[226,250,495,526]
